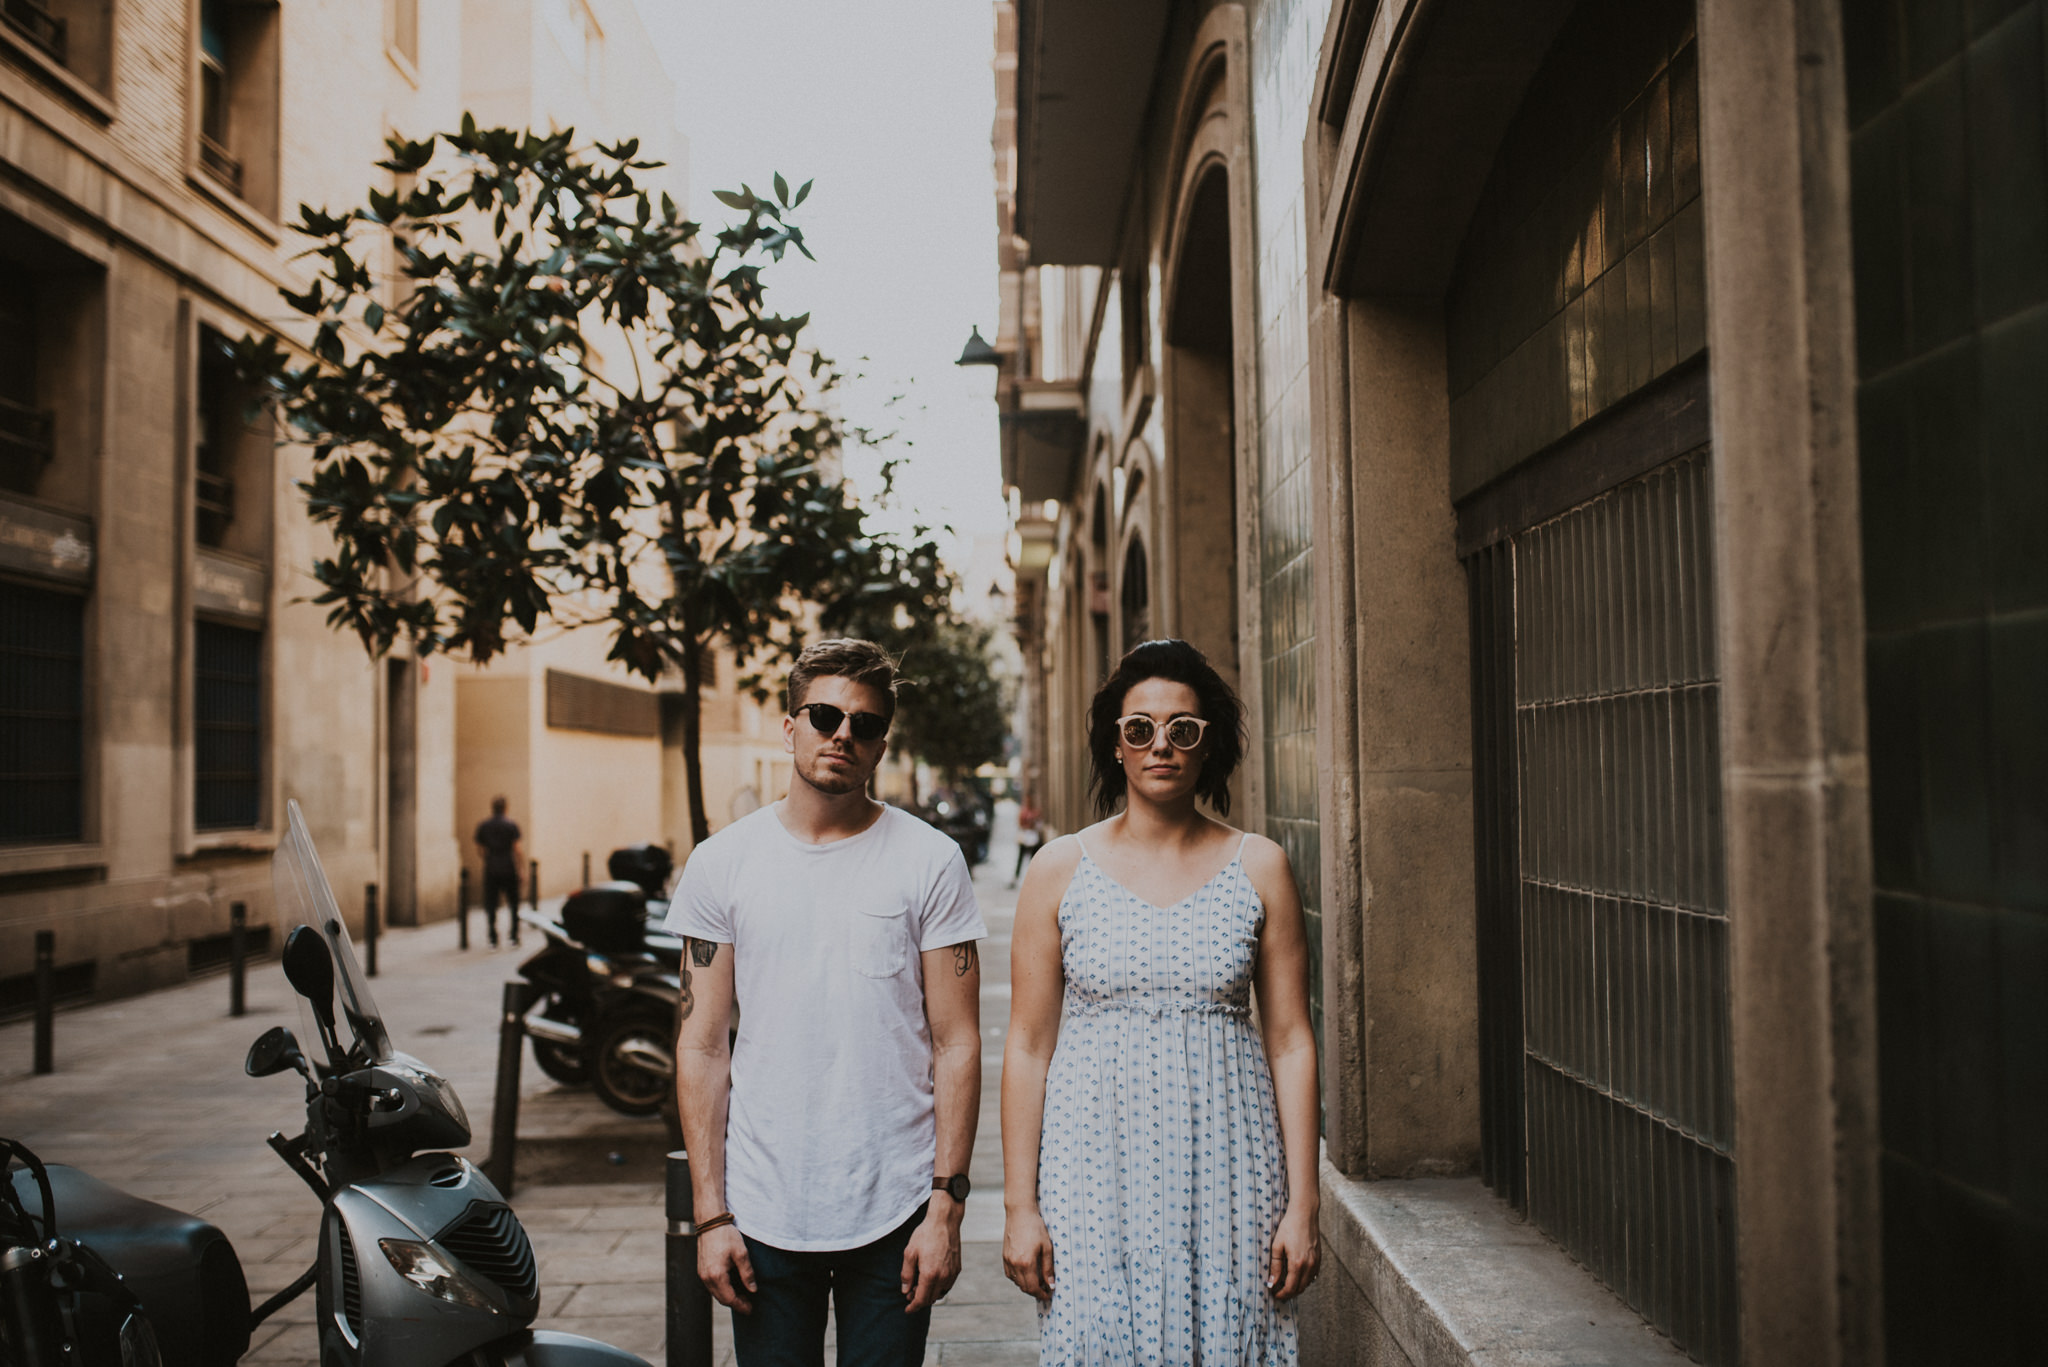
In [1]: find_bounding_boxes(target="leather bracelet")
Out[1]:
[695,1212,737,1235]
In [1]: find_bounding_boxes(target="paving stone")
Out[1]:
[0,858,1033,1365]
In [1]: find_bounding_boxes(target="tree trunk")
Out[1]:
[681,637,710,847]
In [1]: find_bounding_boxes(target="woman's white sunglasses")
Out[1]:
[1115,714,1209,750]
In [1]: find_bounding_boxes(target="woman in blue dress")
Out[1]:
[1001,640,1321,1365]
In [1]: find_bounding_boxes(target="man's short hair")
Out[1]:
[786,638,899,723]
[491,795,508,816]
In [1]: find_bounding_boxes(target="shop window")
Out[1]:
[0,579,86,844]
[1,0,115,95]
[196,0,281,217]
[1465,450,1733,1364]
[194,618,262,830]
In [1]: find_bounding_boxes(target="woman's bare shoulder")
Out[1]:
[1031,832,1087,875]
[1235,831,1300,886]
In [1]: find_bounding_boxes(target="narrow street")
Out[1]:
[0,813,1036,1366]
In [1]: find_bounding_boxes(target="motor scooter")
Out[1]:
[516,845,683,1118]
[1,801,653,1366]
[253,798,655,1364]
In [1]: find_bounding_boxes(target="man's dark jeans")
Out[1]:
[481,870,522,943]
[732,1204,932,1367]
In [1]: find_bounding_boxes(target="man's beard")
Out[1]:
[798,752,869,796]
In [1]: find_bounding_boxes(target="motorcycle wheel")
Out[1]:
[531,1036,590,1087]
[589,1009,673,1117]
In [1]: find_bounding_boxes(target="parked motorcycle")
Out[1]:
[516,844,682,1118]
[1,802,652,1366]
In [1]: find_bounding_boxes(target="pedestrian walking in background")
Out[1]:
[1001,638,1321,1364]
[671,638,986,1366]
[473,796,524,948]
[1010,797,1043,887]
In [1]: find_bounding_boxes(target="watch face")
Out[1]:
[939,1174,971,1201]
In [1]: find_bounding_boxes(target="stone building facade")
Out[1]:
[993,0,2042,1362]
[0,0,784,1013]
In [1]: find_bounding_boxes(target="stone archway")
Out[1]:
[1156,9,1257,704]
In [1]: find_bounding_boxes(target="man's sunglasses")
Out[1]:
[1115,714,1210,750]
[793,702,890,743]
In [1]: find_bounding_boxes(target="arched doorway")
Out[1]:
[1162,159,1239,692]
[1119,537,1150,653]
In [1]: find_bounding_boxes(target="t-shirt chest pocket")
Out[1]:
[851,901,912,978]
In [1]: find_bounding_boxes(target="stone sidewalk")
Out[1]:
[0,849,1037,1365]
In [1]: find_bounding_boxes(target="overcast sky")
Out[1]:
[639,1,1007,559]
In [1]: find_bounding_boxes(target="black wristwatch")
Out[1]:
[933,1173,971,1202]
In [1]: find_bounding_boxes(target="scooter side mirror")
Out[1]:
[282,925,343,1065]
[246,1024,309,1079]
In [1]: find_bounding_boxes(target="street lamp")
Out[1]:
[955,326,1001,367]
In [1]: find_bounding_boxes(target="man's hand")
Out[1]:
[899,1202,962,1312]
[697,1225,755,1313]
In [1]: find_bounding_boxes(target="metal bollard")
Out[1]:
[484,981,538,1196]
[666,1151,713,1367]
[32,930,54,1075]
[364,883,380,978]
[521,859,537,946]
[582,850,591,888]
[229,902,247,1018]
[458,868,471,950]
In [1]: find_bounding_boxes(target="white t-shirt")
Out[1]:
[665,802,986,1251]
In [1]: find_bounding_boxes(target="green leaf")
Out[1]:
[773,173,789,205]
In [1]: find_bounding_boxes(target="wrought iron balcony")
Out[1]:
[1,0,67,64]
[196,469,236,546]
[199,134,244,198]
[0,394,54,494]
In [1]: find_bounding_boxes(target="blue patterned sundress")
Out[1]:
[1036,834,1298,1366]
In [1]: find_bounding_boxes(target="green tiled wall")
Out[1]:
[1843,0,2048,1359]
[1251,0,1330,1051]
[1446,0,1704,498]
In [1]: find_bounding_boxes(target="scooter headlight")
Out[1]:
[378,1239,502,1312]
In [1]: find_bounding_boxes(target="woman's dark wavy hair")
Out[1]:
[1088,639,1246,817]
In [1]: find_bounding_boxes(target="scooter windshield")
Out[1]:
[273,799,394,1067]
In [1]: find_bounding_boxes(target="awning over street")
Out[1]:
[1014,0,1170,264]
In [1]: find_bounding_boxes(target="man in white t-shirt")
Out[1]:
[670,638,986,1366]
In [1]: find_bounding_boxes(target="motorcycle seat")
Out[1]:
[8,1162,252,1367]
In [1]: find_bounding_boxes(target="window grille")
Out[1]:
[0,580,85,843]
[195,619,262,829]
[1467,450,1734,1363]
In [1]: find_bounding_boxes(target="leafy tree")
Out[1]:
[889,618,1010,784]
[237,121,953,844]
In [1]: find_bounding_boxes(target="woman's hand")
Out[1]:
[1002,1208,1057,1302]
[1266,1204,1321,1300]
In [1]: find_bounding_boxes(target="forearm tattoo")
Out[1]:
[952,942,979,978]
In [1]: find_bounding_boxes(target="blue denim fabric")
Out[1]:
[731,1204,932,1367]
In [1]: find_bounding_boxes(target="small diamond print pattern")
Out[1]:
[1036,836,1298,1366]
